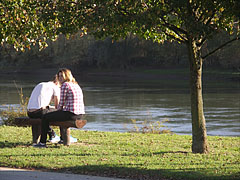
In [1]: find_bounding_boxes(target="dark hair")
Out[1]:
[52,74,59,83]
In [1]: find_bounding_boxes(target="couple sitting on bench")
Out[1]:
[27,68,85,148]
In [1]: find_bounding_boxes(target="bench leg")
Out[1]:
[61,127,70,146]
[32,125,41,144]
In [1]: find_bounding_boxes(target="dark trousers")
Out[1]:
[40,110,83,143]
[27,107,57,139]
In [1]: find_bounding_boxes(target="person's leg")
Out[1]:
[44,110,82,122]
[42,108,58,140]
[41,110,65,143]
[27,110,42,144]
[39,115,50,144]
[44,111,83,143]
[39,110,61,144]
[27,109,43,118]
[33,109,51,147]
[28,108,55,138]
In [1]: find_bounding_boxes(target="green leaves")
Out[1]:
[0,0,239,51]
[0,0,58,51]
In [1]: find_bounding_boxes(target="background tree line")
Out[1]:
[1,32,239,70]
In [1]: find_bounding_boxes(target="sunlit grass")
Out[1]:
[0,126,239,180]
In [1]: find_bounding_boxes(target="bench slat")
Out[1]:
[14,117,87,128]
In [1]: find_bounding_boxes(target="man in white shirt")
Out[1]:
[27,75,60,141]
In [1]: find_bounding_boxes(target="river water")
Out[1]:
[0,70,239,136]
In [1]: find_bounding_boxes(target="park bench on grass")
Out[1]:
[13,117,87,146]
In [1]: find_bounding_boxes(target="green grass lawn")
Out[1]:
[0,126,239,180]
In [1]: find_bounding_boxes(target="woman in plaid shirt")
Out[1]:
[34,68,85,148]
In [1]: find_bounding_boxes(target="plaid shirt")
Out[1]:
[58,82,85,115]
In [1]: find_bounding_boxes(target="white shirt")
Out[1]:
[27,82,60,110]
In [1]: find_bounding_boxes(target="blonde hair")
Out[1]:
[57,68,78,84]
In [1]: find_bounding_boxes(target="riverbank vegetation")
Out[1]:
[0,126,239,180]
[1,33,239,71]
[0,83,28,126]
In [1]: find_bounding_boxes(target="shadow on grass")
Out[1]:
[153,151,189,154]
[0,152,92,158]
[0,141,31,148]
[57,164,240,180]
[0,141,61,149]
[120,151,190,157]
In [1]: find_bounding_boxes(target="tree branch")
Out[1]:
[159,17,188,42]
[202,36,240,59]
[163,30,186,43]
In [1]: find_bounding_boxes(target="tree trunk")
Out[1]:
[187,39,209,154]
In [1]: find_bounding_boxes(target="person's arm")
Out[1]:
[52,83,61,109]
[54,95,59,109]
[58,83,68,110]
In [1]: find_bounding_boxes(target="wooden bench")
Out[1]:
[13,117,87,146]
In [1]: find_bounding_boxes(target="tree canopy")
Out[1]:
[1,0,239,51]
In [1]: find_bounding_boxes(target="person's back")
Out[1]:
[27,77,60,143]
[27,81,59,110]
[58,82,85,115]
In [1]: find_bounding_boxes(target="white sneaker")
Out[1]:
[49,135,61,143]
[70,136,77,143]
